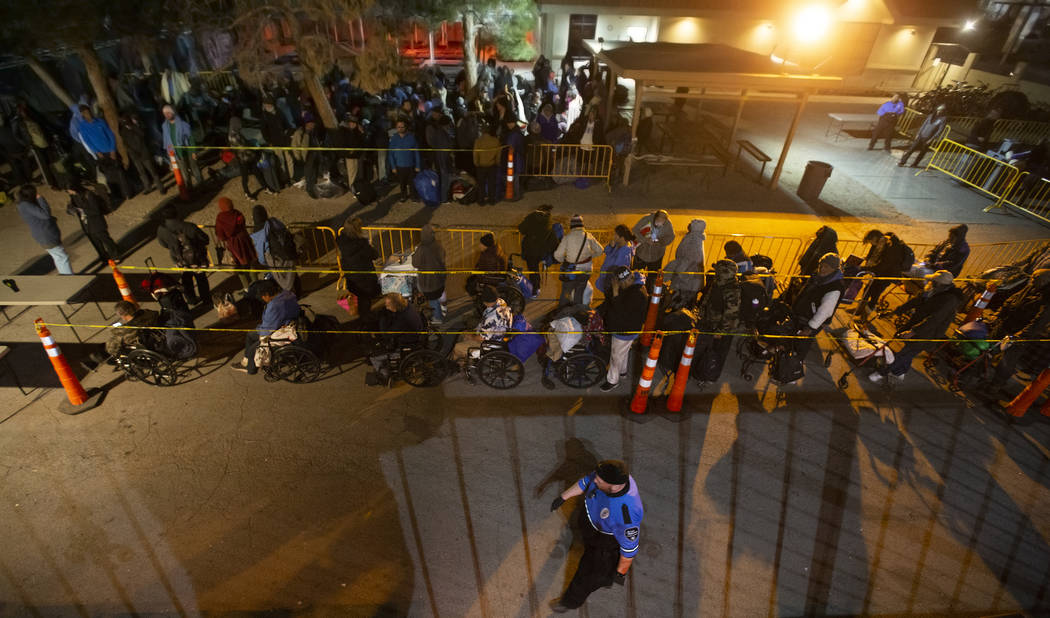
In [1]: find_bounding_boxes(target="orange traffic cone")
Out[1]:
[168,148,190,201]
[665,329,698,414]
[35,319,103,415]
[625,332,663,420]
[1005,368,1050,418]
[639,271,664,347]
[963,282,997,323]
[505,149,515,201]
[109,260,136,307]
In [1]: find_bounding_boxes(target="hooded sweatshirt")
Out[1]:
[665,218,706,295]
[798,226,839,276]
[413,224,447,294]
[632,212,675,263]
[214,197,256,265]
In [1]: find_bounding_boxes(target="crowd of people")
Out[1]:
[3,53,630,216]
[324,204,1048,402]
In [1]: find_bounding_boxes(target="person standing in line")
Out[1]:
[631,209,675,283]
[553,214,603,307]
[336,216,382,322]
[65,178,122,264]
[598,266,648,392]
[517,204,558,297]
[162,104,203,189]
[119,111,165,195]
[74,105,132,202]
[596,225,638,296]
[15,184,73,274]
[664,218,706,307]
[548,460,644,613]
[898,104,947,168]
[387,119,421,202]
[473,122,502,205]
[251,204,299,295]
[868,93,904,152]
[157,205,212,307]
[412,223,447,324]
[214,196,258,291]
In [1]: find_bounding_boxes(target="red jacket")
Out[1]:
[215,207,256,265]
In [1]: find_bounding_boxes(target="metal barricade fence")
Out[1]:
[198,223,1050,294]
[924,138,1022,207]
[896,107,925,139]
[522,144,613,188]
[997,175,1050,224]
[990,119,1050,145]
[898,108,1050,145]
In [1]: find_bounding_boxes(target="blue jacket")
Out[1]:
[162,116,194,154]
[877,100,904,117]
[258,290,300,336]
[596,242,636,291]
[17,196,62,248]
[250,218,287,266]
[387,132,421,170]
[77,118,117,155]
[578,472,644,557]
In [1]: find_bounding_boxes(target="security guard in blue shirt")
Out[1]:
[548,460,644,612]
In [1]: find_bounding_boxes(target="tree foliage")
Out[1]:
[376,0,537,61]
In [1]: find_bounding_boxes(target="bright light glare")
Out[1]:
[963,20,976,31]
[793,5,832,42]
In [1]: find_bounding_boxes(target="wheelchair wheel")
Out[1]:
[268,345,322,384]
[126,349,178,387]
[400,349,448,388]
[477,350,525,389]
[556,353,605,389]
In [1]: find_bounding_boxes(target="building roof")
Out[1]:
[594,42,841,91]
[883,0,978,21]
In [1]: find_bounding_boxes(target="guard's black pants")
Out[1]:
[561,508,621,609]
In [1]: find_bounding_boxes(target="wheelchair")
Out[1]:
[465,339,526,389]
[467,254,530,316]
[258,307,336,384]
[114,329,198,387]
[369,343,450,388]
[551,339,606,388]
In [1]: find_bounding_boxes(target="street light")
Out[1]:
[963,19,977,31]
[793,5,832,43]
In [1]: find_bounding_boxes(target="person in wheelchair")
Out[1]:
[233,279,300,375]
[453,285,512,363]
[368,292,426,383]
[105,301,161,357]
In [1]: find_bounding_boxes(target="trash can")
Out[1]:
[797,161,833,201]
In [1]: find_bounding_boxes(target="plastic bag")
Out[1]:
[551,316,582,354]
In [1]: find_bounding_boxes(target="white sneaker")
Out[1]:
[868,371,903,384]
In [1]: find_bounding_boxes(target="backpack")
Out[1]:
[413,169,440,207]
[352,179,377,205]
[899,242,916,273]
[175,230,206,267]
[267,223,298,261]
[770,349,805,384]
[163,309,197,360]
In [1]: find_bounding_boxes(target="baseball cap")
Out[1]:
[925,270,954,286]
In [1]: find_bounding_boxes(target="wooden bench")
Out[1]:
[735,140,772,182]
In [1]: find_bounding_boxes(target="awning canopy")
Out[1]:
[585,41,844,188]
[591,41,842,94]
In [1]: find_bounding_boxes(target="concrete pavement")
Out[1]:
[1,96,1049,616]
